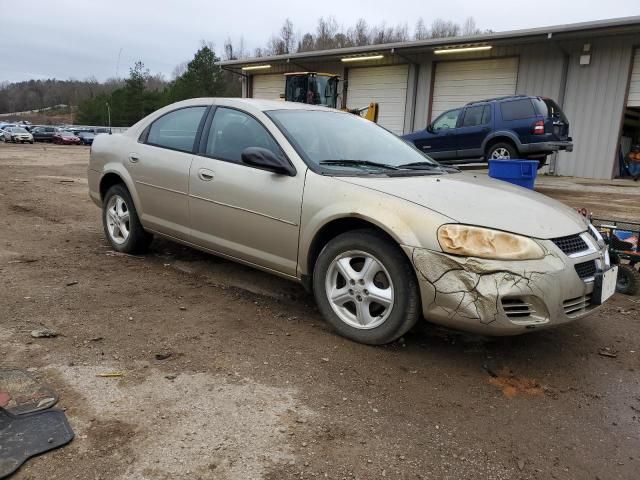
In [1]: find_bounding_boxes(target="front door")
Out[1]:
[415,108,460,160]
[129,105,208,239]
[455,104,492,159]
[189,107,305,276]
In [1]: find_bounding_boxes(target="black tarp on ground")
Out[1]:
[0,407,74,479]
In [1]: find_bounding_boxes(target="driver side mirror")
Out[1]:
[241,147,296,176]
[426,123,434,133]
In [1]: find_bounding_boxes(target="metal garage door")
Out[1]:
[431,57,519,120]
[251,74,284,100]
[628,49,640,107]
[346,65,409,134]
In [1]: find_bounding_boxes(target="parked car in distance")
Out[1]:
[88,98,614,345]
[52,130,81,145]
[77,131,96,145]
[2,126,34,143]
[402,95,573,168]
[31,126,57,142]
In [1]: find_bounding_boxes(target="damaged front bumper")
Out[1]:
[403,240,608,335]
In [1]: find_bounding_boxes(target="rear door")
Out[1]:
[498,98,539,144]
[455,104,492,159]
[188,106,305,276]
[130,105,208,239]
[414,108,460,160]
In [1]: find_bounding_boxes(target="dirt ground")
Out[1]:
[1,143,639,480]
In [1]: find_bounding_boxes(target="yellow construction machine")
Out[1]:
[282,72,379,123]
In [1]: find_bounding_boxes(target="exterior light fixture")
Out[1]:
[434,45,492,55]
[241,64,272,71]
[340,55,384,63]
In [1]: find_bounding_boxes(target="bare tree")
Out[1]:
[430,18,460,38]
[414,18,429,40]
[315,17,339,50]
[280,18,296,54]
[462,17,481,36]
[171,61,188,80]
[348,18,370,46]
[298,33,315,52]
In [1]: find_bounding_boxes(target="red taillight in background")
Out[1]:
[532,120,545,135]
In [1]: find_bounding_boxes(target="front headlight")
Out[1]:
[437,224,545,260]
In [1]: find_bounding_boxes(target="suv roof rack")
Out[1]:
[466,94,530,106]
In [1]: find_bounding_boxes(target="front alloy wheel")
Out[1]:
[325,250,394,329]
[312,230,421,345]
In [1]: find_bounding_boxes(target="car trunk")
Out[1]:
[535,97,569,140]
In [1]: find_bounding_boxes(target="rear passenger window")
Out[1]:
[500,99,536,120]
[206,107,282,163]
[461,105,485,127]
[146,106,206,152]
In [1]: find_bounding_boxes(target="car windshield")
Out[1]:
[60,131,74,135]
[14,127,28,133]
[267,110,441,173]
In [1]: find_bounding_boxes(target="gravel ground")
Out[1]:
[1,143,639,480]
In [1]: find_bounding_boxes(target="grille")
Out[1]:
[574,260,596,279]
[563,294,592,316]
[551,234,589,255]
[501,298,535,318]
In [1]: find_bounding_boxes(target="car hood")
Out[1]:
[337,172,588,239]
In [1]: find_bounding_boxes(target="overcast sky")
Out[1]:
[1,0,638,83]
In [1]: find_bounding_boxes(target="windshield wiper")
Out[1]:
[396,161,442,170]
[319,160,400,171]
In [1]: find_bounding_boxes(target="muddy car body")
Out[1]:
[88,98,614,344]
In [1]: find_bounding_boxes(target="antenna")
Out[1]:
[105,102,112,134]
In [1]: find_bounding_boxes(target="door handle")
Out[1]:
[128,154,140,163]
[197,168,215,181]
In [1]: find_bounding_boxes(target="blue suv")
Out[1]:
[402,95,573,168]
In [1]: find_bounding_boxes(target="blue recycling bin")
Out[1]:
[488,160,538,189]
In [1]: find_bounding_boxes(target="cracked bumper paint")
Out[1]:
[405,245,603,335]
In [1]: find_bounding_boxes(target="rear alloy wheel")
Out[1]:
[103,184,152,254]
[313,230,421,345]
[486,142,517,161]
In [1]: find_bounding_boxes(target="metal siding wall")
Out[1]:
[515,45,565,100]
[628,49,640,106]
[556,39,634,179]
[413,61,432,131]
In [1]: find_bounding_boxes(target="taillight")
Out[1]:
[532,120,545,135]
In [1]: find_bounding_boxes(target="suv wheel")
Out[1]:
[102,184,152,254]
[312,230,421,345]
[486,142,517,161]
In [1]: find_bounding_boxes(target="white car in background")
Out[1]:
[2,127,34,143]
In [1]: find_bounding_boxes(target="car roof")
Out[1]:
[168,97,343,113]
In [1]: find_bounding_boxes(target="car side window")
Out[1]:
[500,99,536,121]
[432,109,460,131]
[205,107,282,163]
[146,106,206,153]
[461,105,485,127]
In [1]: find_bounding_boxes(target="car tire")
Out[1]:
[312,229,421,345]
[102,184,152,254]
[616,264,640,296]
[486,142,517,161]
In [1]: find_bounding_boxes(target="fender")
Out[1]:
[481,130,523,152]
[297,174,454,277]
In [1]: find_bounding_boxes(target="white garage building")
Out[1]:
[220,16,640,179]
